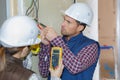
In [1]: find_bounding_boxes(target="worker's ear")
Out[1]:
[77,25,84,32]
[21,47,30,58]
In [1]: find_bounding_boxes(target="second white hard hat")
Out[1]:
[65,3,93,26]
[0,16,41,48]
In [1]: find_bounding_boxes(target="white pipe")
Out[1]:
[6,0,11,18]
[17,0,25,15]
[6,0,18,18]
[116,0,120,79]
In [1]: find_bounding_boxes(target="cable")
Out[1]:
[74,0,76,3]
[25,0,39,21]
[33,0,39,22]
[25,0,34,15]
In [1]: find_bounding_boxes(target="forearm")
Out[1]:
[50,36,98,74]
[38,43,50,77]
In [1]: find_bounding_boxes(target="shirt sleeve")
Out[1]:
[23,52,32,69]
[29,73,41,80]
[38,43,51,78]
[51,36,99,74]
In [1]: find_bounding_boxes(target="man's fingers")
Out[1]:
[37,24,43,30]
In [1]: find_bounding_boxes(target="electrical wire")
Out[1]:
[33,0,39,22]
[25,0,49,29]
[25,0,39,22]
[74,0,76,3]
[25,0,34,15]
[25,0,46,28]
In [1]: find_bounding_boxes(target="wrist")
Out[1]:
[49,35,58,41]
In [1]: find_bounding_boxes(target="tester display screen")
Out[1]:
[52,50,59,68]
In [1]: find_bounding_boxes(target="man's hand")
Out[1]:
[49,61,64,78]
[45,27,58,41]
[38,25,58,44]
[40,27,50,45]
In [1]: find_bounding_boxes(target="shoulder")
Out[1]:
[84,36,99,45]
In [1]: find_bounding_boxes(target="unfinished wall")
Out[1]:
[99,0,118,79]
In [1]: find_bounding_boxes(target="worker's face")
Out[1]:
[61,15,82,39]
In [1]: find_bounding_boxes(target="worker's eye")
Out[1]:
[66,20,71,24]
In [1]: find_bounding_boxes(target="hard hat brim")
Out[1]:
[0,38,41,48]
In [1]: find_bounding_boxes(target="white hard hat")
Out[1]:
[65,3,93,26]
[0,16,41,48]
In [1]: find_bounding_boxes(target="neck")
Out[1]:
[65,32,81,40]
